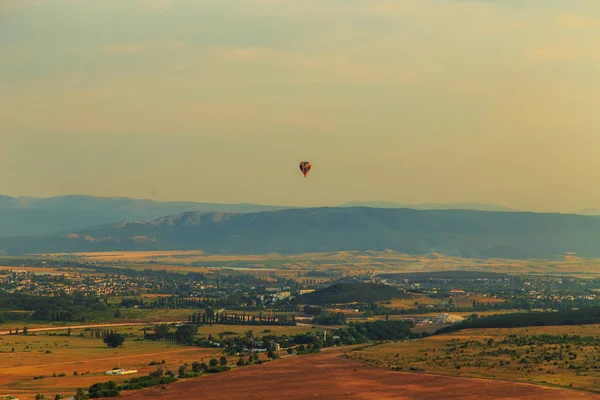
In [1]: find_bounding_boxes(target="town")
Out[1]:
[3,262,600,326]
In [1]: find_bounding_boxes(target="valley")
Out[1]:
[4,249,600,398]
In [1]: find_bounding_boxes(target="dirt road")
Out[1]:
[0,321,185,336]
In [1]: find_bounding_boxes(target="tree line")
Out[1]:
[0,292,108,322]
[291,283,406,306]
[187,310,296,326]
[435,306,600,335]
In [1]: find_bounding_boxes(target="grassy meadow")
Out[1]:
[26,250,600,278]
[0,329,217,399]
[348,324,600,393]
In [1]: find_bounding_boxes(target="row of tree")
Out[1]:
[312,312,346,325]
[0,292,108,322]
[435,306,600,334]
[187,310,296,326]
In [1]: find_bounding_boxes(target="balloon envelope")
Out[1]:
[299,161,311,177]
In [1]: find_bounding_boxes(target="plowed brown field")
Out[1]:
[120,348,600,400]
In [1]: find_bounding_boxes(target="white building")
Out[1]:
[274,291,291,301]
[435,313,464,324]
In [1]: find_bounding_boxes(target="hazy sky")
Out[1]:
[1,0,599,212]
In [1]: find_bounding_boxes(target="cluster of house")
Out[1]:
[256,287,315,303]
[0,270,141,296]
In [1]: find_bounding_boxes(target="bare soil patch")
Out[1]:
[120,348,600,400]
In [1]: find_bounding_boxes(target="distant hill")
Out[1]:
[0,194,533,239]
[3,207,600,259]
[576,209,600,216]
[0,195,296,238]
[340,201,515,212]
[378,271,511,281]
[291,283,405,305]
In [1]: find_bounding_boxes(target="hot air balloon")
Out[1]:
[299,161,311,178]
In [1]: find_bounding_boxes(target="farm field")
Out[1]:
[119,347,600,400]
[40,250,600,277]
[348,324,600,394]
[0,322,170,336]
[454,296,505,308]
[378,294,442,309]
[378,294,506,313]
[0,328,220,400]
[385,309,534,320]
[0,307,301,335]
[0,321,318,400]
[0,309,193,332]
[194,323,319,338]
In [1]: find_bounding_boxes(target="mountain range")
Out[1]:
[3,206,600,259]
[0,195,296,238]
[340,201,515,212]
[0,195,518,238]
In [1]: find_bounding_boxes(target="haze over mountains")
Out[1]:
[0,195,296,238]
[3,205,600,259]
[0,194,522,239]
[340,201,515,212]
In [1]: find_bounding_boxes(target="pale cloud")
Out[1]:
[103,43,143,55]
[166,41,186,49]
[0,74,335,138]
[557,11,600,28]
[532,47,582,61]
[0,0,84,10]
[102,41,185,55]
[214,46,432,85]
[136,0,174,14]
[219,47,261,61]
[0,0,24,11]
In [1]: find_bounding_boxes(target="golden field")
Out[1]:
[120,347,599,400]
[378,294,443,309]
[348,324,600,393]
[194,323,320,338]
[29,250,600,277]
[0,309,195,332]
[390,309,533,319]
[0,328,219,400]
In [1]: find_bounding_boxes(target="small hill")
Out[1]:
[378,271,511,281]
[576,209,600,216]
[291,283,406,305]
